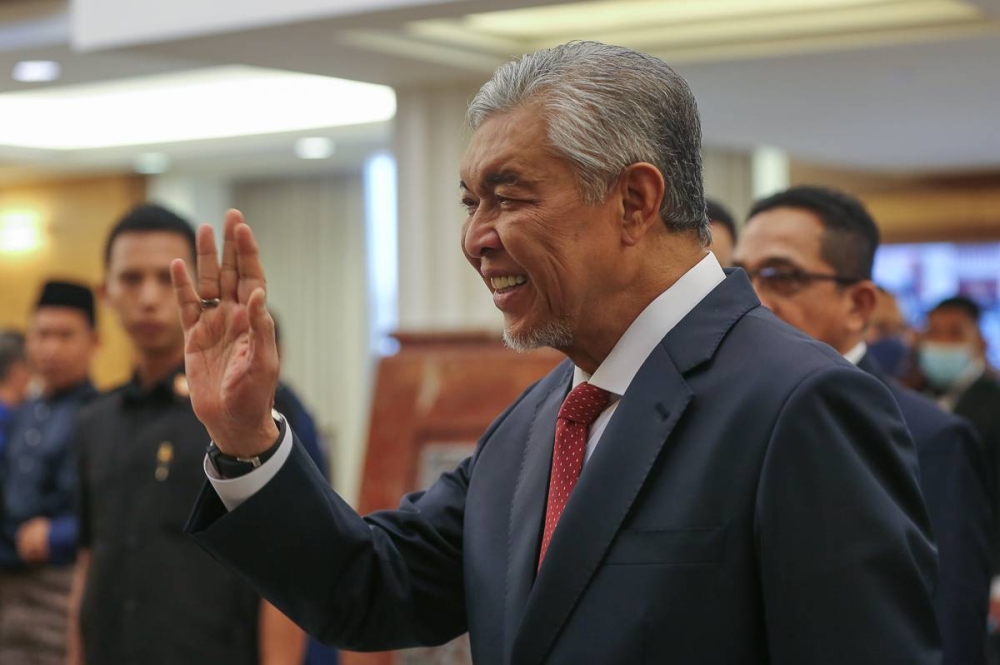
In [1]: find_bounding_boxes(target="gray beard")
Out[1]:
[502,319,573,352]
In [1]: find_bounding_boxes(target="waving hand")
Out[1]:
[170,210,280,457]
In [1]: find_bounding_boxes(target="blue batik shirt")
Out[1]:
[0,380,96,568]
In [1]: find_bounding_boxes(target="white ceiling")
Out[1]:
[2,0,1000,178]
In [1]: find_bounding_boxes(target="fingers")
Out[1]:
[196,224,221,301]
[171,259,203,330]
[247,287,278,378]
[219,210,242,302]
[235,221,267,305]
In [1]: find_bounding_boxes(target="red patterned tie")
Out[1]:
[538,381,612,570]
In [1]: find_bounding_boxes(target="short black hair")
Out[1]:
[747,185,880,280]
[104,203,196,266]
[706,198,736,245]
[0,330,26,382]
[930,295,982,324]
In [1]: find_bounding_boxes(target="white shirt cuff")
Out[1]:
[203,413,294,512]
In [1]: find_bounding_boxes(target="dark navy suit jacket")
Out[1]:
[860,353,991,665]
[188,271,941,664]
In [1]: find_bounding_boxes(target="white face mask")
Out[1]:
[918,342,975,389]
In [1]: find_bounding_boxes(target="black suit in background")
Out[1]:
[187,272,940,664]
[949,375,1000,573]
[861,353,991,665]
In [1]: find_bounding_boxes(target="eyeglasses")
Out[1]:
[742,266,862,297]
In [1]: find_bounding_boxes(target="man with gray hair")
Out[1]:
[180,42,939,663]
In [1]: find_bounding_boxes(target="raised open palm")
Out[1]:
[170,210,280,457]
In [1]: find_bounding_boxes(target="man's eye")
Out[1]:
[461,199,478,214]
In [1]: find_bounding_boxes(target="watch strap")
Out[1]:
[208,413,285,479]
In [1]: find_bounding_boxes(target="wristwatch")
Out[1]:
[207,412,285,479]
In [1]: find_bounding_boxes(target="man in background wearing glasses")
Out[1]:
[734,185,992,665]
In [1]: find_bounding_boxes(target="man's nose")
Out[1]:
[138,279,162,306]
[463,212,502,260]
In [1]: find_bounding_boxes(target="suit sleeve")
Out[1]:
[920,420,991,665]
[187,438,469,650]
[756,365,941,665]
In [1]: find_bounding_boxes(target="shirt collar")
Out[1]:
[843,341,868,366]
[573,252,726,396]
[122,364,187,405]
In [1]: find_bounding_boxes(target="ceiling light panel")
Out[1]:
[406,0,990,59]
[461,0,889,39]
[0,66,396,150]
[555,0,984,51]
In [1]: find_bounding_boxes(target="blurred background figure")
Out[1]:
[919,296,999,505]
[735,185,992,665]
[866,286,913,378]
[0,331,31,453]
[706,198,737,268]
[67,204,306,665]
[0,281,98,665]
[918,295,1000,661]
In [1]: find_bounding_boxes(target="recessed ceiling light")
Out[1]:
[133,152,171,175]
[294,137,336,160]
[12,61,61,83]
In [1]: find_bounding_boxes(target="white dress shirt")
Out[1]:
[843,341,867,366]
[207,252,726,511]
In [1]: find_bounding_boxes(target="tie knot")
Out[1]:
[558,382,611,426]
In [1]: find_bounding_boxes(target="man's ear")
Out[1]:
[847,280,879,336]
[618,162,665,246]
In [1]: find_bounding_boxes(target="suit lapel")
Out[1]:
[511,344,693,665]
[506,270,761,665]
[503,362,572,665]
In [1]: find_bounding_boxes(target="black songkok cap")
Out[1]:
[35,280,96,327]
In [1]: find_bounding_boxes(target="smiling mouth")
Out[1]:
[490,275,528,293]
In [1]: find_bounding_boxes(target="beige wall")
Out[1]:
[0,174,146,389]
[233,172,370,503]
[790,162,1000,243]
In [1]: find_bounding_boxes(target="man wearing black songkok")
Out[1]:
[0,280,98,664]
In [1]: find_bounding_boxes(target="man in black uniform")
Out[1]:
[67,204,305,664]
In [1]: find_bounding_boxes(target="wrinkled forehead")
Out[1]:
[459,107,553,186]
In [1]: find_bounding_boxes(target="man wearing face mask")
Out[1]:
[922,297,1000,557]
[867,287,912,378]
[921,296,1000,663]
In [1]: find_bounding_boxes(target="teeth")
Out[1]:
[490,275,527,290]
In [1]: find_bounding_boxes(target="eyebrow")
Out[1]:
[459,170,527,192]
[733,256,802,271]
